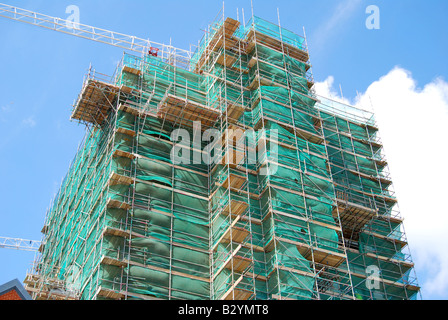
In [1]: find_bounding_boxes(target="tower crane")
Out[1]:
[0,2,192,65]
[0,237,41,252]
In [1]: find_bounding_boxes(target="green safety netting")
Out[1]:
[267,268,313,300]
[262,121,326,156]
[114,132,134,152]
[250,44,307,77]
[252,86,317,114]
[332,170,388,196]
[251,99,317,134]
[263,214,309,245]
[358,232,402,259]
[245,16,306,50]
[138,135,172,162]
[41,17,413,299]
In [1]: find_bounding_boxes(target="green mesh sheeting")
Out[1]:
[267,269,313,300]
[250,44,307,77]
[117,110,135,130]
[115,132,134,152]
[263,214,308,245]
[112,156,132,176]
[265,244,314,299]
[358,232,402,259]
[252,99,317,133]
[138,135,172,162]
[246,16,306,50]
[253,86,317,113]
[37,13,418,301]
[262,121,326,156]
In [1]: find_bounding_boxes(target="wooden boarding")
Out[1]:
[246,74,279,91]
[123,65,142,76]
[224,255,252,273]
[158,94,220,130]
[294,126,324,145]
[116,127,136,138]
[226,102,246,123]
[264,237,279,253]
[118,102,157,118]
[119,84,139,95]
[221,124,246,145]
[222,288,253,300]
[346,247,415,270]
[194,17,240,73]
[296,243,346,268]
[106,198,131,210]
[221,200,249,218]
[41,225,48,234]
[220,148,245,167]
[97,287,161,301]
[219,274,253,300]
[217,173,247,191]
[373,193,397,204]
[108,172,134,186]
[377,214,403,225]
[245,30,310,65]
[103,226,133,239]
[332,180,397,205]
[264,208,341,233]
[113,149,136,160]
[221,226,250,244]
[72,79,119,125]
[101,255,128,268]
[96,287,125,300]
[374,158,388,168]
[333,199,378,239]
[307,80,315,90]
[216,51,238,68]
[118,103,140,116]
[219,125,247,167]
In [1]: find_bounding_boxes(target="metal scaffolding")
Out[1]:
[23,7,420,301]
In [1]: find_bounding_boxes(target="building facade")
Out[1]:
[24,12,420,300]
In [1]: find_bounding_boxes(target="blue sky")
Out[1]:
[0,0,447,300]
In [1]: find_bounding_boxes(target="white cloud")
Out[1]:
[1,105,11,113]
[0,102,13,122]
[313,75,352,106]
[22,116,37,128]
[315,67,448,299]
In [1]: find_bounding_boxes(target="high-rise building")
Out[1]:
[24,11,421,300]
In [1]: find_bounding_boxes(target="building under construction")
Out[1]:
[24,10,421,300]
